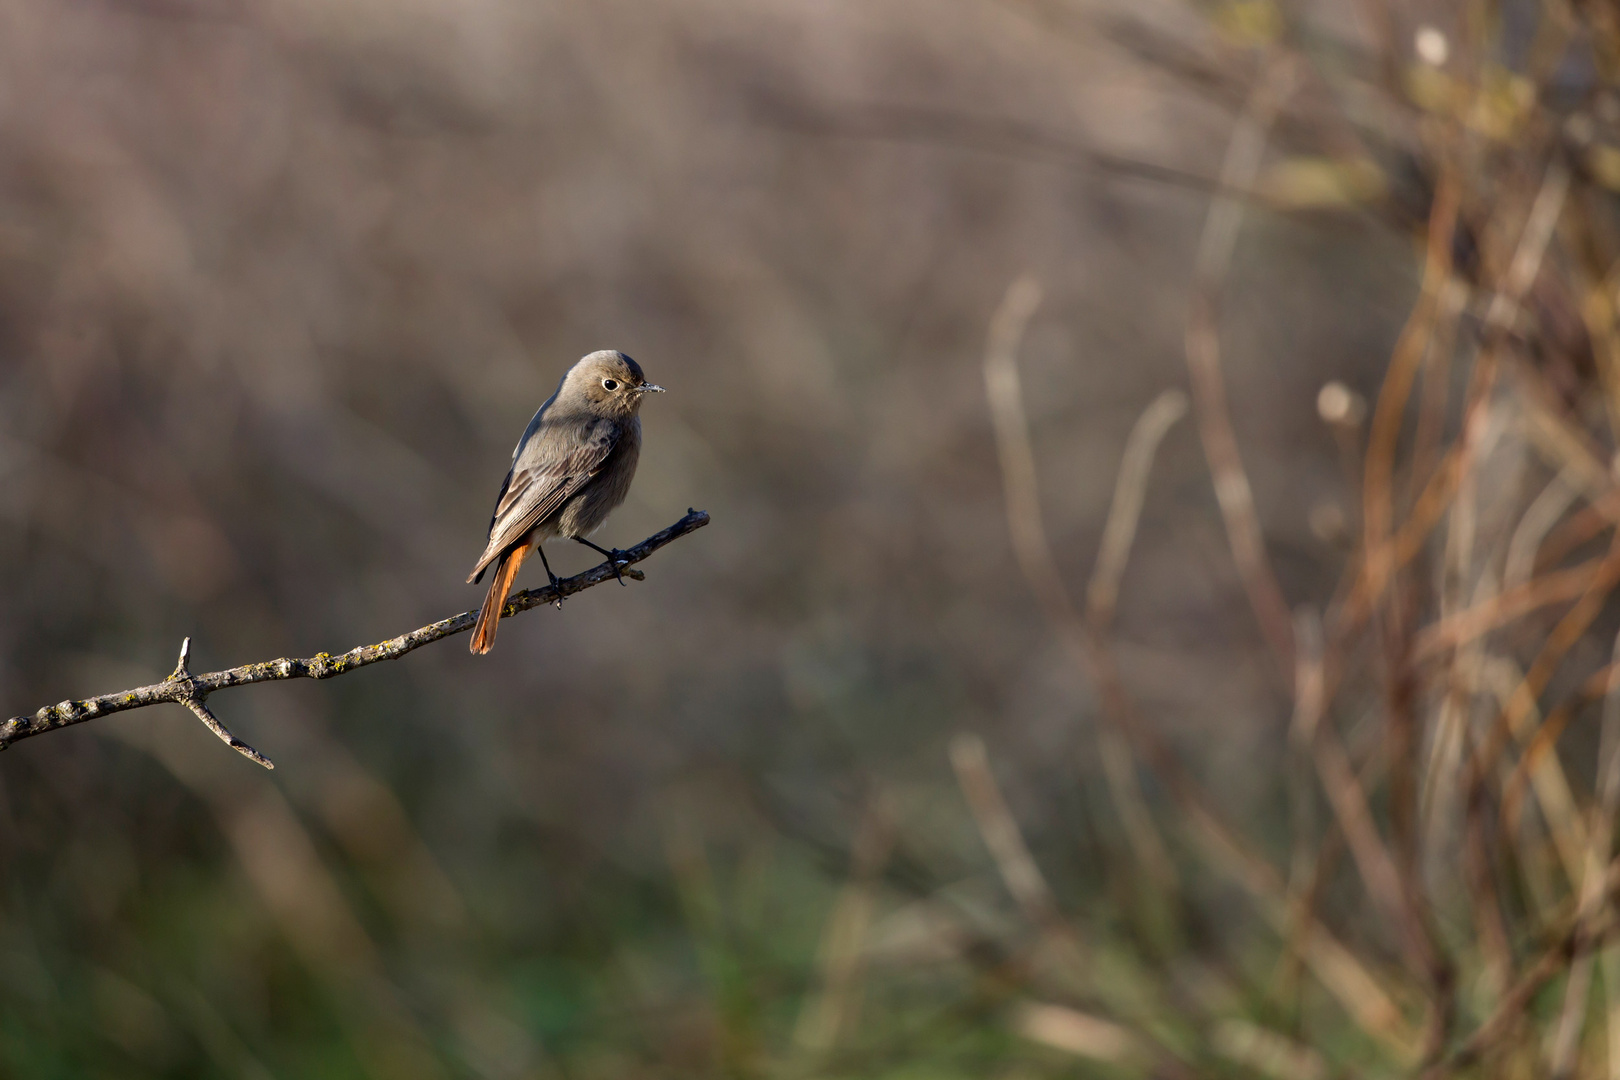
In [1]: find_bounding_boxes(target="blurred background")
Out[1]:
[5,0,1619,1076]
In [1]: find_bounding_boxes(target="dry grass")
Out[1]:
[958,4,1620,1076]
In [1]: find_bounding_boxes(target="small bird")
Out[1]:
[467,350,664,654]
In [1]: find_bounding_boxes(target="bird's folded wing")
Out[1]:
[467,421,620,581]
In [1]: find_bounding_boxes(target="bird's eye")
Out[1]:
[601,378,619,391]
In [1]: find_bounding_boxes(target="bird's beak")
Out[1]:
[636,383,666,394]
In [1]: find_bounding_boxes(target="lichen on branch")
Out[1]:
[1,509,710,767]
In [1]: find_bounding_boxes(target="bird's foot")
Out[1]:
[548,570,564,609]
[573,537,632,586]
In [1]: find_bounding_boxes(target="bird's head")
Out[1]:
[570,350,665,417]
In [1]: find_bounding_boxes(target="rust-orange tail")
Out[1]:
[470,544,529,654]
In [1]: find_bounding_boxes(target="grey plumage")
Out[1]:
[468,350,664,653]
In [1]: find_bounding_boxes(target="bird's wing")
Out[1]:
[467,416,621,582]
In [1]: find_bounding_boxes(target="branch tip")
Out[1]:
[181,698,274,770]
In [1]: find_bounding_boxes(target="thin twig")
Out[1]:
[1499,660,1618,878]
[1406,279,1466,509]
[1599,634,1620,1080]
[1276,607,1326,1007]
[983,279,1182,892]
[1087,388,1189,624]
[1363,170,1459,600]
[983,275,1069,622]
[1331,158,1569,657]
[164,635,275,768]
[1413,556,1604,659]
[948,733,1079,949]
[1503,472,1582,591]
[1185,56,1300,674]
[1310,684,1440,978]
[1473,531,1620,824]
[1484,654,1591,900]
[1513,374,1616,502]
[183,693,275,768]
[1087,388,1188,890]
[0,510,711,763]
[1537,488,1620,571]
[982,276,1418,1062]
[1435,853,1620,1072]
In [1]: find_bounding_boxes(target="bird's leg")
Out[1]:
[536,545,564,608]
[575,537,629,585]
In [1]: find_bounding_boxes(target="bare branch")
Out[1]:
[1,509,710,763]
[1185,57,1300,674]
[151,634,275,767]
[181,696,275,770]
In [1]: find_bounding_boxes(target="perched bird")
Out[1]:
[467,350,664,654]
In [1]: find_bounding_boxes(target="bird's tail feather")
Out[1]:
[469,544,529,654]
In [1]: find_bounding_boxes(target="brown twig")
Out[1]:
[1471,530,1620,817]
[1503,472,1582,591]
[1535,487,1620,571]
[0,510,711,766]
[1363,170,1459,595]
[1435,853,1620,1073]
[983,279,1184,893]
[1406,279,1466,509]
[1087,388,1189,625]
[982,276,1419,1063]
[1340,157,1569,645]
[1087,388,1188,891]
[949,732,1080,950]
[1499,660,1618,835]
[1185,56,1300,675]
[1413,556,1604,659]
[1595,633,1620,1080]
